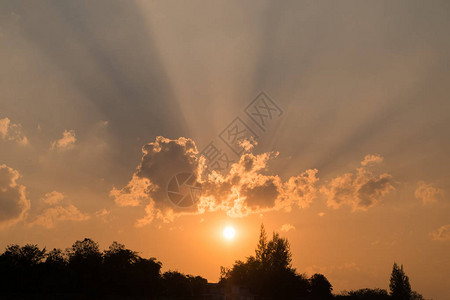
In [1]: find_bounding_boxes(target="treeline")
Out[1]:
[0,227,429,300]
[0,238,206,299]
[219,225,429,300]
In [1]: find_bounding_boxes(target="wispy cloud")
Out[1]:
[29,191,89,229]
[51,130,76,150]
[41,191,65,205]
[431,224,450,241]
[0,117,28,145]
[415,181,444,205]
[361,154,383,166]
[280,224,295,232]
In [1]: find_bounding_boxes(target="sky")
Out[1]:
[1,0,450,298]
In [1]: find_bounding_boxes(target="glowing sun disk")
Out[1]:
[223,226,235,240]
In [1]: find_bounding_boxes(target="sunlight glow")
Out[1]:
[223,226,235,240]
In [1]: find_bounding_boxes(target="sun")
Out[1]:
[223,226,236,240]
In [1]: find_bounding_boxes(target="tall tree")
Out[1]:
[389,262,412,300]
[266,232,292,271]
[255,223,268,264]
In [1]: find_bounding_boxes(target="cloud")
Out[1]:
[30,205,90,229]
[110,175,154,207]
[0,164,30,229]
[415,181,444,204]
[282,169,319,209]
[322,155,394,211]
[361,154,383,166]
[51,130,76,150]
[0,117,29,145]
[431,224,450,241]
[29,191,89,229]
[197,150,319,218]
[238,137,258,152]
[41,191,65,205]
[280,224,295,232]
[95,208,111,223]
[135,203,156,227]
[111,136,319,225]
[110,136,202,225]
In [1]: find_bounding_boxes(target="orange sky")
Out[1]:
[1,1,450,299]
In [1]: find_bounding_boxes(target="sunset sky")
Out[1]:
[1,1,450,299]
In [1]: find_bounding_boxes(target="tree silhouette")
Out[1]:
[0,234,429,299]
[336,288,390,299]
[161,271,207,298]
[46,248,66,266]
[255,223,268,263]
[389,262,412,300]
[309,273,333,300]
[67,238,103,294]
[103,241,139,270]
[4,243,46,266]
[221,224,311,299]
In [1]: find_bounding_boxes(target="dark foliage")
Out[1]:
[389,263,412,300]
[0,238,206,299]
[336,288,390,300]
[0,231,428,300]
[220,225,429,300]
[220,224,324,300]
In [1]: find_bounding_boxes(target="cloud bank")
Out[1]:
[110,136,320,225]
[110,137,398,226]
